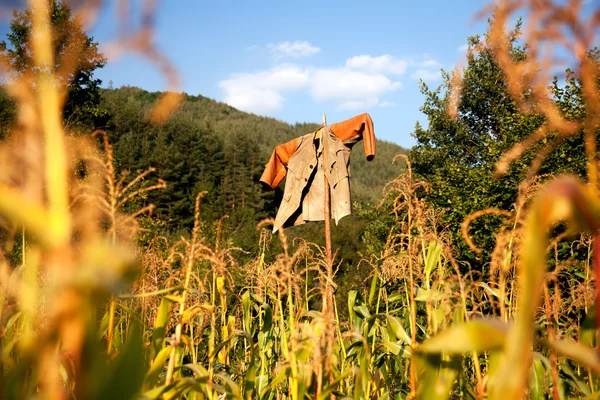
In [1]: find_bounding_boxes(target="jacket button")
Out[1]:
[304,178,308,182]
[309,164,313,169]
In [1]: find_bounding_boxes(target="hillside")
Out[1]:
[100,86,408,235]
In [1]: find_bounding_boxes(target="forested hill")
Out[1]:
[100,86,407,235]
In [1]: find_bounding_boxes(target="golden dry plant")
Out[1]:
[0,0,182,398]
[450,0,600,185]
[253,219,338,399]
[450,0,599,318]
[72,129,167,354]
[422,0,600,399]
[374,154,491,398]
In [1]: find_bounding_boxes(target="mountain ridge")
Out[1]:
[100,85,408,232]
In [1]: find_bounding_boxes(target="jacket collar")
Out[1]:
[313,126,325,158]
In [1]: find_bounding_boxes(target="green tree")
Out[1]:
[100,86,408,261]
[0,0,107,130]
[410,20,592,270]
[0,85,16,139]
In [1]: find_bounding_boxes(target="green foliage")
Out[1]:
[0,86,16,139]
[0,0,108,130]
[410,26,592,270]
[100,86,407,258]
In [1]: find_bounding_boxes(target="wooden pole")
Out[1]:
[323,113,333,273]
[321,113,336,399]
[322,113,333,317]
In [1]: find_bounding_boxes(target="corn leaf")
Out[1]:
[417,319,508,354]
[144,345,172,387]
[151,296,173,359]
[542,338,600,374]
[386,314,412,345]
[423,240,443,285]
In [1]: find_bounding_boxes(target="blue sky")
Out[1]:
[1,1,595,148]
[85,0,497,149]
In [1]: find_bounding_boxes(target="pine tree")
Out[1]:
[0,0,108,130]
[410,21,596,269]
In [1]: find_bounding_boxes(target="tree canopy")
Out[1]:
[410,21,596,269]
[98,86,408,263]
[0,0,107,130]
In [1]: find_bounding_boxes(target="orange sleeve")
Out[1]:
[259,137,299,190]
[330,113,376,161]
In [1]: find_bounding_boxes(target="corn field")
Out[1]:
[1,0,600,399]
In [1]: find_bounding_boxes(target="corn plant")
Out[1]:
[0,0,599,399]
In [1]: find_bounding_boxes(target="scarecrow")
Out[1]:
[260,113,376,233]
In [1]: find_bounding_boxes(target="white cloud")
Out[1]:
[415,58,441,68]
[268,41,321,58]
[336,97,380,111]
[346,55,408,75]
[219,51,447,114]
[457,43,469,53]
[406,55,443,82]
[411,68,442,82]
[219,64,402,113]
[223,89,284,113]
[219,65,310,113]
[310,68,401,101]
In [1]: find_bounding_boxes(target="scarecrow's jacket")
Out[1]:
[260,113,376,232]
